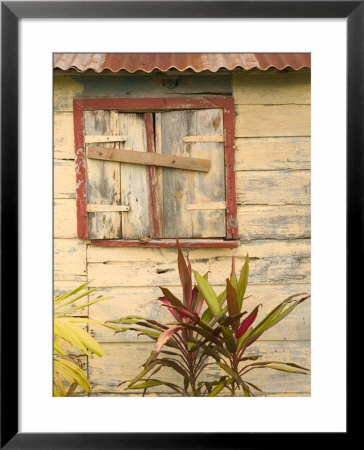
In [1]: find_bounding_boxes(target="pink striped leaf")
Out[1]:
[156,325,183,354]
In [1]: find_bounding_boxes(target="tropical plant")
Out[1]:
[108,242,310,397]
[107,241,233,396]
[192,257,310,396]
[53,283,113,397]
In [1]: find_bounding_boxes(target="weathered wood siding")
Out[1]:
[53,69,311,397]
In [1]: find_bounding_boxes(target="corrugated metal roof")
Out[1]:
[53,53,310,73]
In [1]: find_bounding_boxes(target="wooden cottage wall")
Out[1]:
[53,69,311,396]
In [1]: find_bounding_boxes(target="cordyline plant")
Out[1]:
[107,242,225,396]
[108,241,310,397]
[192,257,310,396]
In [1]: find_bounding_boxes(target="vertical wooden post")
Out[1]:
[73,99,88,239]
[144,113,163,238]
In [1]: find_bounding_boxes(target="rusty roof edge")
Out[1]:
[53,53,311,73]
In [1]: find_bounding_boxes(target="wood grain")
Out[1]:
[84,135,126,144]
[158,108,226,238]
[87,146,211,172]
[87,239,310,287]
[235,137,310,171]
[237,205,310,240]
[86,204,129,212]
[86,239,310,263]
[88,341,310,395]
[235,105,310,137]
[85,110,122,239]
[53,74,232,111]
[54,199,77,238]
[236,170,310,205]
[118,113,150,239]
[54,239,87,281]
[183,134,224,142]
[54,112,75,160]
[54,159,75,199]
[232,71,311,105]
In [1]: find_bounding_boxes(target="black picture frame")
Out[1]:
[1,1,356,448]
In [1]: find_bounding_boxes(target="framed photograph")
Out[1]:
[1,1,356,448]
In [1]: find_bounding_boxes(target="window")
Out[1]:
[73,98,238,247]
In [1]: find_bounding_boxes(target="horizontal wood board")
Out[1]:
[88,341,310,395]
[54,74,232,111]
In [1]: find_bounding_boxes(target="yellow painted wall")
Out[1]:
[53,70,311,396]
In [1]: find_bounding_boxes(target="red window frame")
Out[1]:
[73,97,238,248]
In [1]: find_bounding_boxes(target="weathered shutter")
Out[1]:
[85,110,122,239]
[85,111,150,240]
[156,108,226,238]
[118,113,150,239]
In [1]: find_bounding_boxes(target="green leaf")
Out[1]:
[201,289,226,323]
[194,271,222,318]
[221,326,237,353]
[241,361,309,376]
[243,385,251,397]
[127,378,184,395]
[180,322,222,346]
[244,380,265,394]
[54,297,108,318]
[208,377,227,397]
[54,358,90,393]
[240,355,261,362]
[217,362,240,381]
[245,294,310,347]
[54,288,96,311]
[53,373,67,396]
[262,364,309,374]
[54,319,106,357]
[193,272,208,313]
[127,380,164,389]
[127,361,160,386]
[236,254,249,310]
[54,283,88,304]
[187,342,198,351]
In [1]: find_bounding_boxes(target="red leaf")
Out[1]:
[190,286,198,311]
[236,305,260,339]
[176,239,192,308]
[226,279,240,331]
[156,325,183,354]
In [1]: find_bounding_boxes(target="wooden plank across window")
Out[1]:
[183,134,224,143]
[185,201,226,210]
[84,135,126,144]
[87,204,129,212]
[87,146,211,172]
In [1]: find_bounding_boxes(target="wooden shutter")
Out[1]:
[85,107,226,240]
[85,111,150,239]
[85,110,122,239]
[156,108,226,238]
[118,113,150,239]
